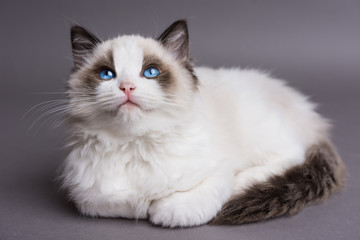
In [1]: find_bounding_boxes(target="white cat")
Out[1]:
[61,20,346,227]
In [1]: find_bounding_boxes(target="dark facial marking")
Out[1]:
[185,61,199,88]
[70,49,115,94]
[142,54,175,91]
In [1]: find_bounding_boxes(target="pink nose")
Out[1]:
[119,82,136,93]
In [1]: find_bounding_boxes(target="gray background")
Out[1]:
[0,0,359,239]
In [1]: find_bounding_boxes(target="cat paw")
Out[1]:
[148,192,214,228]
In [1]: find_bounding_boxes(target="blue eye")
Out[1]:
[99,69,115,80]
[143,67,160,78]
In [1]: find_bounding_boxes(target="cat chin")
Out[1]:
[115,107,143,123]
[104,109,185,135]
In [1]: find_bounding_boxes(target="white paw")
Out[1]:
[148,192,215,228]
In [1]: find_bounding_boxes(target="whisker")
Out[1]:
[26,85,188,134]
[28,107,69,133]
[34,108,69,133]
[138,94,184,109]
[22,99,69,120]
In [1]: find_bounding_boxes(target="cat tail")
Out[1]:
[210,140,347,225]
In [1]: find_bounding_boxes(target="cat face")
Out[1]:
[67,20,198,132]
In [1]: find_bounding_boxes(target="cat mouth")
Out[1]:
[118,100,141,109]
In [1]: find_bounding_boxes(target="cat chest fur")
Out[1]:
[63,127,217,218]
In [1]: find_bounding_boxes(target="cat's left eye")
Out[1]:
[143,67,160,78]
[99,69,115,80]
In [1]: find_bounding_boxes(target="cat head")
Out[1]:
[67,20,199,134]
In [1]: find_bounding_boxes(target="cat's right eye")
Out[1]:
[99,69,115,80]
[143,67,160,78]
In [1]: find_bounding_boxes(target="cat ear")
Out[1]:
[157,20,189,64]
[71,26,101,69]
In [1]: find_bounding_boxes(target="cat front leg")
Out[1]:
[148,166,233,228]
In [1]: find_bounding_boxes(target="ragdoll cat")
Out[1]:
[61,20,346,227]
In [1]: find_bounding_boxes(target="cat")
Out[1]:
[60,19,346,227]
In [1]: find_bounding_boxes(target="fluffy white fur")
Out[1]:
[62,27,329,228]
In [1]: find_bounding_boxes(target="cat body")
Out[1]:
[61,20,346,227]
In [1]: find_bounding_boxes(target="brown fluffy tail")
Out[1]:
[211,141,347,225]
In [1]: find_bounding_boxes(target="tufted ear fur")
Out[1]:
[71,26,101,69]
[157,20,189,64]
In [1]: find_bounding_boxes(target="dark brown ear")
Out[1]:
[71,26,101,69]
[157,20,189,64]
